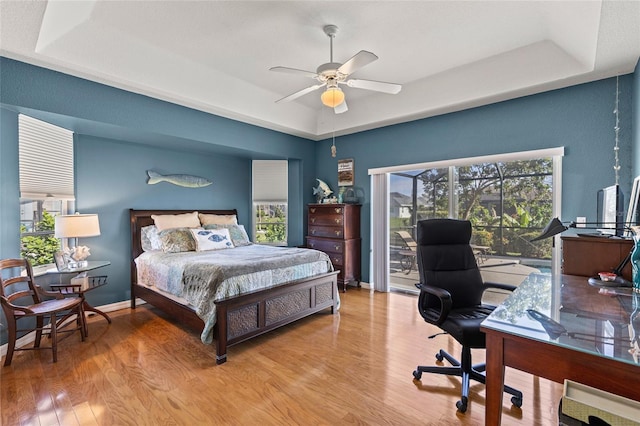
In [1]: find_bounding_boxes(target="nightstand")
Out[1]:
[48,260,111,335]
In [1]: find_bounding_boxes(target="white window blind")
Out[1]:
[19,114,74,200]
[252,160,288,201]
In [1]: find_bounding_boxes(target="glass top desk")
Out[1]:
[480,273,640,425]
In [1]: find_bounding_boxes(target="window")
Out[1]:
[252,160,288,245]
[19,115,74,266]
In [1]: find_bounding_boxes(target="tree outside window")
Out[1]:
[254,203,287,245]
[20,202,62,266]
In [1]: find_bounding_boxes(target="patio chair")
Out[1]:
[395,230,417,274]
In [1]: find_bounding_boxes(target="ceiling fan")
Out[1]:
[270,25,402,114]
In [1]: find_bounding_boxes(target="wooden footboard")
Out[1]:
[214,271,338,364]
[130,209,339,364]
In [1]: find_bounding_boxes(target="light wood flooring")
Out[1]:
[1,288,563,425]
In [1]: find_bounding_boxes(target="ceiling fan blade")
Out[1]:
[269,66,318,79]
[334,100,348,114]
[337,50,378,76]
[275,84,325,103]
[346,79,402,94]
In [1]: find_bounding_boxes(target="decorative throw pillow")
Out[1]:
[203,224,251,247]
[152,211,200,231]
[159,228,197,253]
[198,213,238,226]
[141,225,162,251]
[190,228,234,251]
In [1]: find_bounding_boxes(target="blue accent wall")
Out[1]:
[0,109,20,261]
[0,55,639,304]
[0,57,317,330]
[315,74,637,282]
[74,135,251,306]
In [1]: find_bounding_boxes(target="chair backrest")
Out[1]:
[416,219,484,309]
[395,230,417,252]
[0,258,41,308]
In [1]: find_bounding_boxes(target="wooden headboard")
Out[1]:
[129,209,238,287]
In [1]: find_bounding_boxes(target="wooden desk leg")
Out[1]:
[485,333,505,426]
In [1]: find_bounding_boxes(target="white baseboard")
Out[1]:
[0,299,146,358]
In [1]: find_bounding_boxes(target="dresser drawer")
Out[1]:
[308,225,344,238]
[309,205,344,216]
[306,237,344,254]
[327,253,344,267]
[308,214,344,227]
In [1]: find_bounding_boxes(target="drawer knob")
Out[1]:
[335,245,341,251]
[311,229,316,235]
[310,208,316,213]
[310,218,316,223]
[335,230,342,237]
[335,219,342,224]
[309,242,315,248]
[334,208,342,214]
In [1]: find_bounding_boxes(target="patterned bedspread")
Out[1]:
[135,245,335,343]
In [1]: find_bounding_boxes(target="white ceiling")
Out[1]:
[1,1,639,141]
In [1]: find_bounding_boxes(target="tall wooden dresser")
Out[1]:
[306,203,361,292]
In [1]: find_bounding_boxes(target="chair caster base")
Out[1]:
[511,396,523,408]
[456,397,468,413]
[412,370,422,380]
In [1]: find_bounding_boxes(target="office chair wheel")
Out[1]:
[412,370,422,380]
[456,397,468,413]
[511,396,523,408]
[435,352,444,362]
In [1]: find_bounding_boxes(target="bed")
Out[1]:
[130,209,339,364]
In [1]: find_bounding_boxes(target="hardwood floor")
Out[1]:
[1,288,563,425]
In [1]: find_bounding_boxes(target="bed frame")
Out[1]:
[130,209,339,364]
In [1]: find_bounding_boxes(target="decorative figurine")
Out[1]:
[313,179,333,203]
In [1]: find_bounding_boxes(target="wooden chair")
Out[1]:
[0,258,86,366]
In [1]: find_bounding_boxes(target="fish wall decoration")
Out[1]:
[146,170,213,188]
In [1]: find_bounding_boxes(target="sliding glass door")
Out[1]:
[386,154,556,294]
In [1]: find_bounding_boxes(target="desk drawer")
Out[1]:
[307,237,344,254]
[308,225,343,238]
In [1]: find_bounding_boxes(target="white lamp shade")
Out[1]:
[54,214,101,238]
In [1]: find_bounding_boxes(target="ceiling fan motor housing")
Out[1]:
[317,62,344,81]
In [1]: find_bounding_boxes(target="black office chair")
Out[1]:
[412,219,523,413]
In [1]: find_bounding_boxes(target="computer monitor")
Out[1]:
[597,184,624,236]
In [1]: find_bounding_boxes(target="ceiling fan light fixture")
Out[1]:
[321,86,345,108]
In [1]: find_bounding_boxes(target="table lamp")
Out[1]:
[54,213,100,268]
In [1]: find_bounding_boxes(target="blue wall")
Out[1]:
[74,135,251,306]
[1,55,638,296]
[0,57,318,325]
[315,74,637,282]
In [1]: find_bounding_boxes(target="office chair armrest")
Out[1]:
[482,281,517,293]
[415,283,452,325]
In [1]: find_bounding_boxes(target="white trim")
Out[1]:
[0,299,146,357]
[368,147,565,175]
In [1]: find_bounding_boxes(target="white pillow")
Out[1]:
[198,213,238,226]
[151,211,200,231]
[190,228,234,251]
